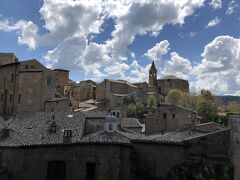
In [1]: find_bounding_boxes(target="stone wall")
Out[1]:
[44,99,70,112]
[145,105,197,135]
[0,53,16,66]
[0,144,131,180]
[228,115,240,180]
[158,78,189,96]
[0,63,19,116]
[131,142,186,179]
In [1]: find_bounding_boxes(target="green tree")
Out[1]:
[148,94,156,108]
[180,92,192,108]
[126,103,136,117]
[197,97,218,123]
[135,102,146,118]
[200,89,215,101]
[165,89,182,105]
[148,95,157,113]
[123,93,136,105]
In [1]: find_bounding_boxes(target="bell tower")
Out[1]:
[149,60,157,87]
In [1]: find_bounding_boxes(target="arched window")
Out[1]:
[47,161,66,180]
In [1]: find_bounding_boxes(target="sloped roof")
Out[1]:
[121,118,143,128]
[149,122,229,142]
[0,112,85,147]
[81,128,145,144]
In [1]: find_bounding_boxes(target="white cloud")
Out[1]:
[205,16,221,28]
[104,62,130,79]
[163,52,193,79]
[106,0,205,57]
[209,0,222,9]
[0,19,39,49]
[144,40,170,61]
[3,0,226,91]
[226,1,239,15]
[194,36,240,95]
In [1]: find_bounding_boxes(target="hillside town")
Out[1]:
[0,52,239,180]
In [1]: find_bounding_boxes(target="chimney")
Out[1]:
[63,129,73,144]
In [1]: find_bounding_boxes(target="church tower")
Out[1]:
[149,60,157,87]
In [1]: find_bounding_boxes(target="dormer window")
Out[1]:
[109,124,113,130]
[63,129,73,144]
[104,116,118,133]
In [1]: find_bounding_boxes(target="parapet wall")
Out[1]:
[228,115,240,180]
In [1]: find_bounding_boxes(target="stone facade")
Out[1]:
[96,79,141,109]
[157,75,189,96]
[0,112,232,180]
[228,114,240,180]
[0,53,17,66]
[0,53,71,116]
[145,104,198,135]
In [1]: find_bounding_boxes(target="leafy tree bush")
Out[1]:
[123,93,136,105]
[165,89,182,105]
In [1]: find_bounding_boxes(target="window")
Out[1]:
[109,124,113,130]
[0,93,2,102]
[86,162,96,180]
[57,85,60,89]
[172,113,175,119]
[3,78,6,87]
[31,65,35,69]
[25,65,29,69]
[163,113,167,119]
[9,94,13,103]
[47,161,65,180]
[11,73,14,82]
[47,77,52,85]
[18,94,21,104]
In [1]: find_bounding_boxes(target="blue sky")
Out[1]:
[0,0,240,95]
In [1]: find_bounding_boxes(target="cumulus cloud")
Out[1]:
[226,1,239,15]
[107,0,205,57]
[144,40,170,61]
[209,0,222,9]
[3,0,225,91]
[194,36,240,95]
[205,16,221,28]
[0,19,39,49]
[163,52,193,79]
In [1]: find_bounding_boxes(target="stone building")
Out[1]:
[0,53,71,116]
[145,104,198,135]
[228,114,240,180]
[148,61,189,96]
[72,80,96,106]
[94,61,189,110]
[0,112,232,180]
[157,75,189,96]
[96,79,141,109]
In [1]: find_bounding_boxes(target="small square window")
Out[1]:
[11,73,14,82]
[9,94,13,103]
[172,113,175,119]
[18,94,21,104]
[163,113,167,119]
